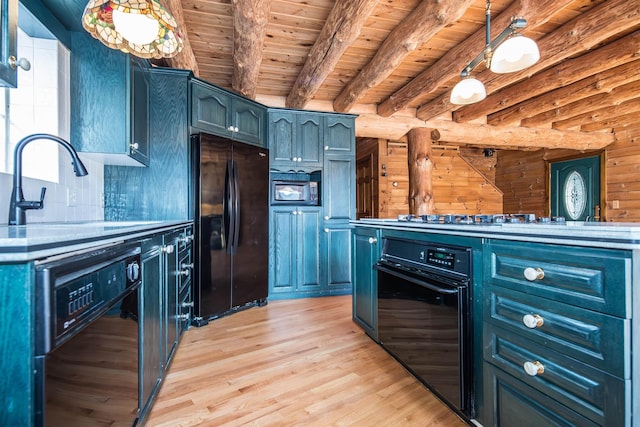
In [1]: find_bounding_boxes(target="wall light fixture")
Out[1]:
[450,0,539,105]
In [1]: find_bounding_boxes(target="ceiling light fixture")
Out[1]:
[82,0,184,59]
[450,0,540,105]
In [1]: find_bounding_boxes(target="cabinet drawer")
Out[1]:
[484,285,629,378]
[484,325,629,426]
[485,241,631,317]
[483,363,599,427]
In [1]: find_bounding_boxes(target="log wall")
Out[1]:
[496,125,640,222]
[356,139,503,218]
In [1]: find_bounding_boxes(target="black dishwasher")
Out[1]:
[34,242,142,427]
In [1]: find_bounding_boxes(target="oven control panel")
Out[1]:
[380,237,471,278]
[426,249,456,269]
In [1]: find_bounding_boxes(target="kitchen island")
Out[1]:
[352,218,639,427]
[0,220,193,426]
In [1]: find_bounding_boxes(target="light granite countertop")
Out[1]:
[0,220,193,262]
[353,219,640,250]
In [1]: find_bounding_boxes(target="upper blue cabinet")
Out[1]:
[191,78,266,147]
[0,0,18,87]
[70,31,150,166]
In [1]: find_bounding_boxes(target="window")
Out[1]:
[0,13,69,183]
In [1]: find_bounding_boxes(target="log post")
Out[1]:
[407,128,434,215]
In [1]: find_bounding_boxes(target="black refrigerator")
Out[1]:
[191,133,269,325]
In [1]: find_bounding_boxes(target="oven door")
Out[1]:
[35,283,141,426]
[376,263,472,416]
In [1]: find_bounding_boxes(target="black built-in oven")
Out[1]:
[34,242,142,427]
[376,237,474,419]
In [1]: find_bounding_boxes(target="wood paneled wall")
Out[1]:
[356,139,503,218]
[496,125,640,222]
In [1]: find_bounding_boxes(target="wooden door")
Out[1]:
[356,154,375,219]
[550,155,601,221]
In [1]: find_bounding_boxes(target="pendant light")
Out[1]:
[450,0,540,105]
[82,0,184,59]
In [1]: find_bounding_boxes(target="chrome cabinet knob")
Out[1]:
[324,145,329,151]
[9,56,31,71]
[524,267,544,281]
[130,142,139,151]
[162,244,174,254]
[324,216,329,220]
[181,301,194,308]
[523,314,544,329]
[368,237,378,244]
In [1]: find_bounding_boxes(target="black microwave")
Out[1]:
[271,179,319,205]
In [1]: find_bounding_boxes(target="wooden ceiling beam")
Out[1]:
[521,79,640,128]
[285,0,379,109]
[488,59,640,127]
[355,114,614,150]
[231,0,270,99]
[376,0,571,118]
[418,0,640,122]
[552,97,640,131]
[581,111,640,133]
[160,0,200,75]
[332,0,475,113]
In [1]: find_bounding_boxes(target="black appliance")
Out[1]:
[376,237,474,419]
[191,133,269,325]
[270,178,319,205]
[34,242,142,427]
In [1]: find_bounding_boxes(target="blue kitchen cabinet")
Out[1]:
[482,240,632,426]
[0,0,18,87]
[104,68,191,221]
[352,226,380,340]
[190,78,266,146]
[322,224,352,292]
[269,206,322,298]
[139,225,193,423]
[323,154,356,223]
[70,31,150,166]
[323,114,355,155]
[268,109,323,169]
[0,263,33,426]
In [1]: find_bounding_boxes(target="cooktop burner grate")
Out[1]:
[397,213,566,225]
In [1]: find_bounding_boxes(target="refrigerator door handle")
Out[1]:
[231,159,241,254]
[225,159,235,254]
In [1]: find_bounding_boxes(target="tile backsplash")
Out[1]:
[0,154,104,225]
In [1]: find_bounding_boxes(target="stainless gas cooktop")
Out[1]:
[397,213,566,225]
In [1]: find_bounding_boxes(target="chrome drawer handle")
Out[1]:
[524,267,544,281]
[368,237,377,244]
[523,314,544,329]
[523,361,545,376]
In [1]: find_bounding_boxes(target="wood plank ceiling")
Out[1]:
[163,0,640,151]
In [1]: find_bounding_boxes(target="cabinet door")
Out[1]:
[323,225,352,291]
[298,114,323,167]
[231,98,265,146]
[140,241,162,414]
[352,227,379,339]
[269,111,295,166]
[163,232,179,369]
[323,116,355,154]
[130,57,150,166]
[269,207,297,293]
[483,363,599,427]
[191,79,231,136]
[0,0,17,88]
[324,155,356,221]
[296,208,322,291]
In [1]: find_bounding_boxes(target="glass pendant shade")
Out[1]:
[82,0,184,59]
[450,77,486,105]
[490,34,540,73]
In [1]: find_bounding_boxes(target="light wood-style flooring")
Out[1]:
[145,295,468,426]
